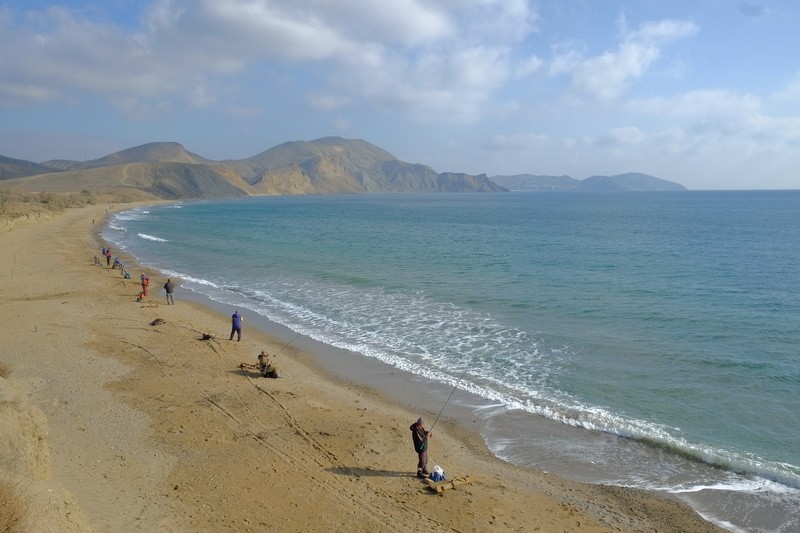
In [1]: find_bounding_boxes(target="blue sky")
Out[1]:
[1,1,798,190]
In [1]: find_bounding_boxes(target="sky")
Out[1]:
[1,1,799,190]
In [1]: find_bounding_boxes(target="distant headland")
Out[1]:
[489,173,687,192]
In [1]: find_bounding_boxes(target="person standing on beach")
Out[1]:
[410,417,432,478]
[104,247,112,267]
[164,278,175,305]
[141,274,150,297]
[230,310,243,341]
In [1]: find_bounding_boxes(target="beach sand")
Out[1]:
[0,204,724,532]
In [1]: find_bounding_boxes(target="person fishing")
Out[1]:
[410,417,432,478]
[409,367,469,482]
[230,310,243,341]
[257,350,281,378]
[239,350,281,378]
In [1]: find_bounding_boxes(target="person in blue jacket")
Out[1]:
[229,310,243,341]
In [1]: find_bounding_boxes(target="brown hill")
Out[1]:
[38,142,211,173]
[0,138,504,199]
[239,137,503,194]
[1,155,56,180]
[4,161,247,200]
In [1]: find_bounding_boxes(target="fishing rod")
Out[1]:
[239,330,303,373]
[429,365,471,432]
[270,330,304,358]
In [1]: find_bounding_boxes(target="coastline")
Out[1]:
[0,203,723,532]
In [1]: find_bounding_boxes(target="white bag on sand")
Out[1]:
[431,465,446,482]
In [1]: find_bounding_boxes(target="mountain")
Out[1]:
[580,172,687,191]
[1,155,57,180]
[490,172,686,192]
[229,137,503,194]
[38,142,211,173]
[1,139,685,200]
[2,142,246,200]
[1,138,503,199]
[489,174,579,191]
[81,142,211,169]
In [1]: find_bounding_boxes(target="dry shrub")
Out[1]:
[0,362,11,379]
[0,479,31,531]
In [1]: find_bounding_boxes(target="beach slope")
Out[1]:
[0,204,723,532]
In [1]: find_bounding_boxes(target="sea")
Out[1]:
[103,191,800,532]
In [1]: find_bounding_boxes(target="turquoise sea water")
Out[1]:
[105,191,800,532]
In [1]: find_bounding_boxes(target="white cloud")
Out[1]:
[771,73,800,108]
[339,44,513,123]
[546,18,698,101]
[479,96,800,188]
[485,133,551,151]
[332,116,350,132]
[0,0,535,125]
[0,81,56,106]
[455,0,539,44]
[226,104,265,119]
[627,19,699,43]
[157,1,357,63]
[623,88,800,159]
[515,55,544,78]
[189,83,218,108]
[603,87,800,160]
[604,126,648,145]
[109,97,172,122]
[307,93,352,112]
[569,42,660,100]
[628,90,763,120]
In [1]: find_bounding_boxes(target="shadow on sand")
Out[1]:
[327,466,416,478]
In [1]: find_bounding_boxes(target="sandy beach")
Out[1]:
[0,203,724,532]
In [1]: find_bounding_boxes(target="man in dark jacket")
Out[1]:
[164,278,175,305]
[410,417,432,478]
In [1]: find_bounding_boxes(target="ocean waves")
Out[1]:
[165,265,800,492]
[104,193,800,531]
[137,233,169,242]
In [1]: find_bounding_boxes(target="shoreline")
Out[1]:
[0,203,723,532]
[176,268,779,533]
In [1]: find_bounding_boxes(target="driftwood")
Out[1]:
[424,475,473,493]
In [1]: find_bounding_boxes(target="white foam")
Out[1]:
[179,275,221,289]
[101,209,800,496]
[137,233,168,243]
[112,207,151,221]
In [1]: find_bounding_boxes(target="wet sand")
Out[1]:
[0,204,724,532]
